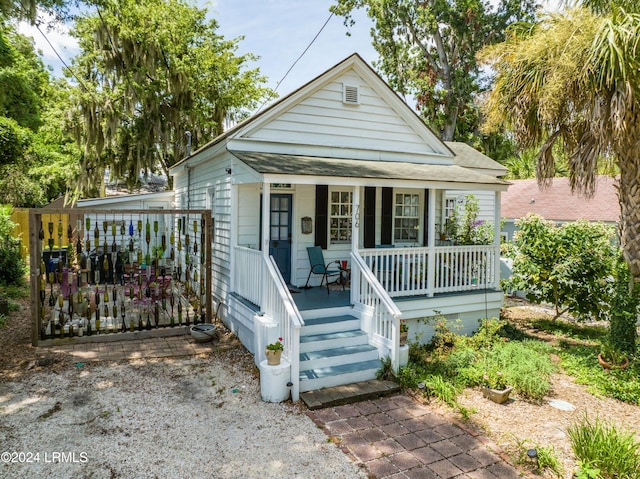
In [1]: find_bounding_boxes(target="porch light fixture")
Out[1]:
[226,168,232,175]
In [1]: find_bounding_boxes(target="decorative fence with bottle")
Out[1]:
[28,208,212,346]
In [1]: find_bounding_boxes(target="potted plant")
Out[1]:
[399,320,409,347]
[265,337,284,365]
[598,342,629,370]
[481,368,513,404]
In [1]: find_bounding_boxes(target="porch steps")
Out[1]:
[300,379,400,410]
[298,314,382,393]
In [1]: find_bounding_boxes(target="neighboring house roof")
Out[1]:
[230,151,508,187]
[77,191,174,208]
[445,142,508,177]
[501,176,619,222]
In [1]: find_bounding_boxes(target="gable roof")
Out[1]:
[171,53,454,171]
[501,176,619,222]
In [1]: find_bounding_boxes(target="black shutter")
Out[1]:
[363,187,376,248]
[423,189,430,246]
[315,185,328,249]
[381,187,393,245]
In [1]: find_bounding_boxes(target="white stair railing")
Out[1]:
[262,255,304,402]
[233,246,263,305]
[350,252,403,370]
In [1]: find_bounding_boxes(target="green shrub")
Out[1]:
[0,207,25,286]
[567,415,640,478]
[376,356,395,381]
[508,215,617,320]
[0,237,24,285]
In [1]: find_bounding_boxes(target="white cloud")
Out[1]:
[18,11,79,75]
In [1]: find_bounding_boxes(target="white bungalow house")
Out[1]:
[169,54,508,401]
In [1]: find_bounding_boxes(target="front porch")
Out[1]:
[223,155,505,403]
[230,242,502,402]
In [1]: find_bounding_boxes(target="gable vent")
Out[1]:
[342,84,360,105]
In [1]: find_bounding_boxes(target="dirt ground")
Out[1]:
[2,295,640,478]
[453,300,640,478]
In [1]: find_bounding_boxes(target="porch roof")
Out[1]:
[229,151,509,188]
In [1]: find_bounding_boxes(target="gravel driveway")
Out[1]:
[0,348,367,479]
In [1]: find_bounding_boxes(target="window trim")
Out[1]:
[393,189,423,245]
[329,188,353,244]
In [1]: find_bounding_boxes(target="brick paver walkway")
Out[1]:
[39,334,222,362]
[308,394,522,479]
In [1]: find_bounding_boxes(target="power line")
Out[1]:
[16,1,91,93]
[256,11,334,112]
[33,22,92,93]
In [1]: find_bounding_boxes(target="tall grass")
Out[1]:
[402,318,555,402]
[567,415,640,478]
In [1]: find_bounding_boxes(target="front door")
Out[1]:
[269,194,292,283]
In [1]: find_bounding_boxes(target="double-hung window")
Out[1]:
[329,190,352,243]
[394,192,420,243]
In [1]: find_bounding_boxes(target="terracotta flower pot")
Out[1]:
[482,386,513,404]
[265,349,282,366]
[598,353,629,370]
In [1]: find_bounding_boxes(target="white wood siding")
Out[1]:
[173,153,234,310]
[241,72,441,158]
[397,291,503,338]
[293,185,315,287]
[444,190,496,223]
[237,184,261,249]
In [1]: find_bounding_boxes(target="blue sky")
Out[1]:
[211,0,378,95]
[20,0,378,98]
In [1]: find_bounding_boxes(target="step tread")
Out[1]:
[300,359,381,380]
[303,315,359,327]
[300,329,366,343]
[300,380,401,410]
[300,344,377,362]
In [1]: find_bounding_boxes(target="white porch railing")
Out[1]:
[358,245,498,297]
[434,245,498,294]
[351,252,403,369]
[233,246,263,305]
[262,255,304,402]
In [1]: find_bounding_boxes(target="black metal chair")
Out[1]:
[304,246,342,294]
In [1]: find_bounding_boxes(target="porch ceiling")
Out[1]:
[229,150,509,188]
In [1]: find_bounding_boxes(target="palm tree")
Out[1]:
[480,5,640,280]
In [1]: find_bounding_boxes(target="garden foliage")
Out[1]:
[506,214,617,320]
[0,206,25,286]
[401,318,554,404]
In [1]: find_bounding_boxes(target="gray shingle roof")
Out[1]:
[229,151,509,187]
